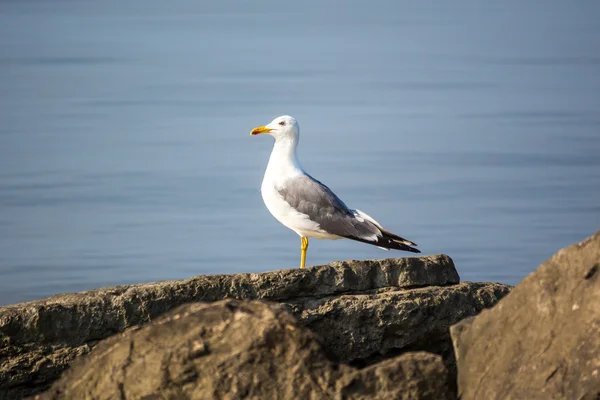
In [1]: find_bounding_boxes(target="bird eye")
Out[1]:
[278,121,285,126]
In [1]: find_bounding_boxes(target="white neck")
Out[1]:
[263,135,304,187]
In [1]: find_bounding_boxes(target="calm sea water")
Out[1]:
[1,1,599,306]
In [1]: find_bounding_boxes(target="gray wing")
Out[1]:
[277,174,380,240]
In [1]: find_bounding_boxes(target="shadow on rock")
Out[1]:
[33,300,453,400]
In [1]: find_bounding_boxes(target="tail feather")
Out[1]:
[349,209,420,253]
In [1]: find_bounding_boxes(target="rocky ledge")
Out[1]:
[1,254,508,399]
[1,232,598,399]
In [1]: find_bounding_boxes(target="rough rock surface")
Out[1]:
[451,231,600,400]
[289,281,510,369]
[337,352,453,400]
[34,300,453,400]
[0,254,508,399]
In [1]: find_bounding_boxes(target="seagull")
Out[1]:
[250,115,420,269]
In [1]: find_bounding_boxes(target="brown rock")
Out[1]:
[338,352,453,400]
[288,281,511,370]
[34,300,452,400]
[451,231,600,400]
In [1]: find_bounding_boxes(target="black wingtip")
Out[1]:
[391,242,421,253]
[346,235,421,254]
[379,228,418,247]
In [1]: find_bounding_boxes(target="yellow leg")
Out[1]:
[300,237,309,269]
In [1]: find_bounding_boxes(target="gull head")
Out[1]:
[250,115,299,141]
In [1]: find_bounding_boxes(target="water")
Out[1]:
[1,1,599,306]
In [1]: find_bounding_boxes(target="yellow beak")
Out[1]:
[250,125,272,136]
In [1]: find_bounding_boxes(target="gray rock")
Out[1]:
[451,231,600,400]
[0,254,508,399]
[1,254,456,346]
[0,255,460,399]
[289,282,511,369]
[33,300,452,400]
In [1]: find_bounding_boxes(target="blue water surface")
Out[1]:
[1,0,599,305]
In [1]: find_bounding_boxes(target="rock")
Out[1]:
[1,254,457,351]
[337,352,452,400]
[33,300,340,400]
[451,231,600,400]
[289,281,511,371]
[34,300,453,400]
[0,255,508,399]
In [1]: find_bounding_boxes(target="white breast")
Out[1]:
[262,172,341,239]
[260,141,340,240]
